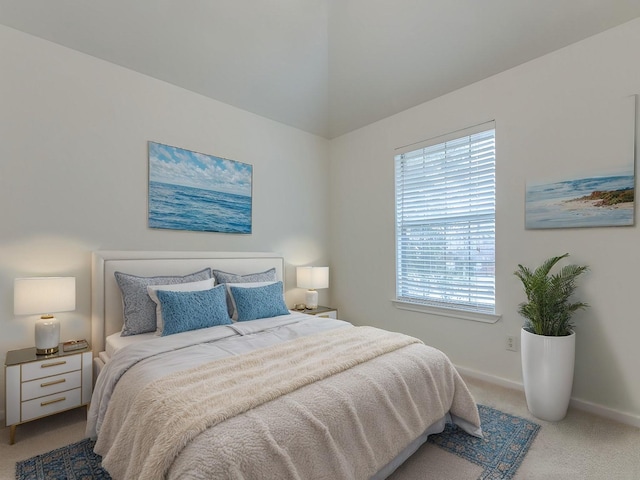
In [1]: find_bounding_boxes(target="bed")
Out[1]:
[87,250,482,480]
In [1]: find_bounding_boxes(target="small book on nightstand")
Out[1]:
[62,339,88,352]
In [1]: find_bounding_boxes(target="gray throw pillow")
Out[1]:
[115,268,212,336]
[212,268,277,316]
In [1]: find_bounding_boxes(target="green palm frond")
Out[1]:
[514,253,589,336]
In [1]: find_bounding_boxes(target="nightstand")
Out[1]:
[303,306,338,319]
[5,344,92,444]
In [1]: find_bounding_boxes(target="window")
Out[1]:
[394,123,496,319]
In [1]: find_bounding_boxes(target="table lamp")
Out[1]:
[296,266,329,310]
[14,277,76,355]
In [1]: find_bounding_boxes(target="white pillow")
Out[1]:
[225,281,277,321]
[148,278,216,335]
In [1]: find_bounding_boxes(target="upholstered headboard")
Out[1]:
[91,251,285,354]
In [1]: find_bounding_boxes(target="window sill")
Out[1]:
[391,299,501,324]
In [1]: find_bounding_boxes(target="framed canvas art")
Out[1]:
[148,142,252,233]
[525,170,634,229]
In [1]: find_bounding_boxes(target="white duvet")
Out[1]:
[87,313,481,480]
[88,313,347,438]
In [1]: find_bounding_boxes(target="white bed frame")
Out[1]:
[89,251,454,479]
[90,250,285,356]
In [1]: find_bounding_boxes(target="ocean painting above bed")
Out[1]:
[148,141,252,234]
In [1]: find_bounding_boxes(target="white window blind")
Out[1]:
[394,125,496,314]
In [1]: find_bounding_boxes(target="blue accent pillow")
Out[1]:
[157,285,231,336]
[229,281,290,322]
[213,268,278,316]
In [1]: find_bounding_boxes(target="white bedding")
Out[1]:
[105,330,156,358]
[88,313,349,438]
[88,313,482,480]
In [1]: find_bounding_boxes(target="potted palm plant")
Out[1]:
[514,253,588,421]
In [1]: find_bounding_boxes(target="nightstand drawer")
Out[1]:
[21,355,81,381]
[22,370,82,401]
[315,310,337,319]
[21,388,81,422]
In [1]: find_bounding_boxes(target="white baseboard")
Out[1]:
[569,397,640,429]
[455,365,640,428]
[456,366,524,392]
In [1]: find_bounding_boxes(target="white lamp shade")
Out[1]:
[14,277,76,315]
[296,267,329,290]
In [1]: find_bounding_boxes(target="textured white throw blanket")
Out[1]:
[96,326,424,480]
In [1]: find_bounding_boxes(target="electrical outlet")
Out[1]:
[506,335,518,352]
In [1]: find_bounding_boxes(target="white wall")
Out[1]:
[329,19,640,423]
[0,25,330,418]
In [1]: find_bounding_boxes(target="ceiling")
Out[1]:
[2,0,640,138]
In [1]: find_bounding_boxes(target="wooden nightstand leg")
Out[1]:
[9,425,16,445]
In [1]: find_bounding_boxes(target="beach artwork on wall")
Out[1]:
[148,141,252,234]
[525,170,635,229]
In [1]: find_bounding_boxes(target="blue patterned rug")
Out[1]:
[16,405,538,480]
[428,404,540,479]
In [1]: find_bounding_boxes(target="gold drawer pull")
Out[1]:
[41,378,66,388]
[41,361,66,368]
[41,397,66,407]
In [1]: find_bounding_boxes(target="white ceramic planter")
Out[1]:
[521,327,575,422]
